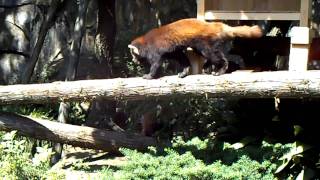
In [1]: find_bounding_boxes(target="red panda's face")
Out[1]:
[128,45,141,64]
[130,52,140,64]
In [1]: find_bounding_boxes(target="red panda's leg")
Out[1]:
[178,66,191,78]
[178,55,192,78]
[198,41,228,76]
[198,50,221,75]
[174,49,192,78]
[212,50,228,76]
[143,57,162,79]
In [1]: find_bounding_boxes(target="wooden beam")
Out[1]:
[289,26,310,71]
[204,11,300,21]
[197,0,205,21]
[299,0,311,27]
[1,71,320,105]
[0,112,157,152]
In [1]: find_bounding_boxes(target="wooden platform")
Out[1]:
[196,0,312,72]
[197,0,311,26]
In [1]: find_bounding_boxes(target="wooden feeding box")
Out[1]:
[197,0,310,26]
[196,0,312,71]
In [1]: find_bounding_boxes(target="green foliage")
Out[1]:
[275,141,320,179]
[66,102,88,125]
[69,159,91,171]
[0,104,56,120]
[99,137,293,179]
[97,167,116,180]
[0,131,64,179]
[115,148,210,180]
[0,103,87,125]
[125,97,226,139]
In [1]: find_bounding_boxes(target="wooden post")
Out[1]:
[197,0,205,21]
[299,0,311,27]
[289,26,310,71]
[185,48,205,74]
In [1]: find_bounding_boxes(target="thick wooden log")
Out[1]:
[1,71,320,104]
[0,113,157,151]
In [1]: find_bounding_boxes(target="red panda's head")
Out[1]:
[128,44,140,64]
[128,44,149,70]
[128,36,149,66]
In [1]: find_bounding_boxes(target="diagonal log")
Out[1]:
[0,112,157,152]
[1,71,320,105]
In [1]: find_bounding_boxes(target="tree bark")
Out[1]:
[0,112,157,152]
[20,0,62,84]
[65,0,90,81]
[95,0,116,76]
[53,0,89,164]
[86,0,118,130]
[1,71,320,104]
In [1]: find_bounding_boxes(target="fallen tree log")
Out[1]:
[0,113,157,152]
[1,71,320,104]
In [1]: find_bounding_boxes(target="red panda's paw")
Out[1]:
[178,67,191,78]
[143,74,154,79]
[212,69,227,76]
[212,62,228,76]
[212,72,222,76]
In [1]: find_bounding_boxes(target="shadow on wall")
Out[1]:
[0,2,77,84]
[0,5,34,84]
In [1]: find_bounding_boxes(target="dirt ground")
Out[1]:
[52,145,126,179]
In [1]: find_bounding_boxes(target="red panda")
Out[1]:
[140,112,159,136]
[128,18,263,79]
[309,37,320,70]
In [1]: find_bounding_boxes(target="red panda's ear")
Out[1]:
[128,44,140,55]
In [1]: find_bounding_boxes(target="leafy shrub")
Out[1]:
[0,103,87,126]
[124,97,228,140]
[115,148,210,179]
[0,131,64,179]
[100,137,293,179]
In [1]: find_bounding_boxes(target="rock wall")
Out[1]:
[0,0,196,84]
[2,0,320,84]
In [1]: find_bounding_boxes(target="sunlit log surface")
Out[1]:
[0,113,157,151]
[1,71,320,104]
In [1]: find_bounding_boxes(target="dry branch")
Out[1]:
[1,71,320,105]
[0,113,157,152]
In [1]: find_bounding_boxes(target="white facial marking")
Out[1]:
[128,44,140,55]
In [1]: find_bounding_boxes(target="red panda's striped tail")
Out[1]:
[222,24,263,39]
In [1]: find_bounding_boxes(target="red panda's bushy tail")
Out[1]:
[222,24,263,39]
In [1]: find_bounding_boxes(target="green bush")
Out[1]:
[100,137,293,179]
[0,131,64,179]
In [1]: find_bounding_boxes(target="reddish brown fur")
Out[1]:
[309,38,320,61]
[129,18,263,79]
[141,112,158,136]
[113,111,128,130]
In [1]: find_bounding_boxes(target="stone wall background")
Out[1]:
[1,0,320,84]
[0,0,196,84]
